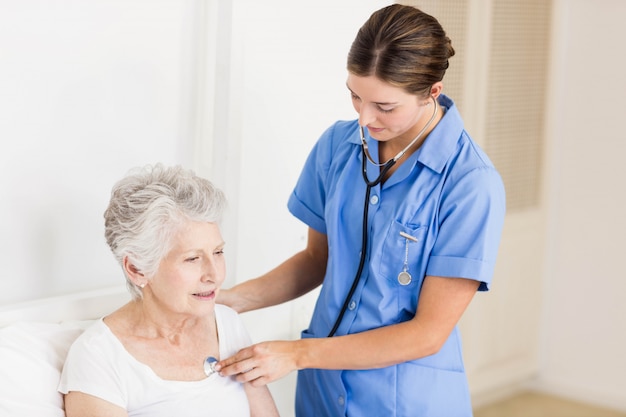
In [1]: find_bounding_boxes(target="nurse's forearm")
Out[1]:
[220,227,328,313]
[216,324,429,386]
[298,321,438,370]
[221,250,326,313]
[298,276,480,370]
[219,276,479,385]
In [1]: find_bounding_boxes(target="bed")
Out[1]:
[0,286,130,416]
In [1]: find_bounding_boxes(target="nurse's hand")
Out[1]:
[215,340,302,387]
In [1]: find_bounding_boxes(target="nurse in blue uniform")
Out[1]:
[217,4,506,417]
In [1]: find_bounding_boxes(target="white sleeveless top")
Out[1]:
[59,305,251,416]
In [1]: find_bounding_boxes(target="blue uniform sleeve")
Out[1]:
[426,164,506,291]
[287,146,327,234]
[287,122,350,235]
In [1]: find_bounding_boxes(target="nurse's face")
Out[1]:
[347,73,432,144]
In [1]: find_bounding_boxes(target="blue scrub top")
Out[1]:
[288,95,506,417]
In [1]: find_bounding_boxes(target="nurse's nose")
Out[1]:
[358,103,377,128]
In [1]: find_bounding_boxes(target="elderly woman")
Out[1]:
[58,164,279,417]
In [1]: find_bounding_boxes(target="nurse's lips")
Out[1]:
[367,126,385,134]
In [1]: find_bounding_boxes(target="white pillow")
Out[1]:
[0,321,91,417]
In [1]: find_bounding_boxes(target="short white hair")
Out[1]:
[103,163,226,300]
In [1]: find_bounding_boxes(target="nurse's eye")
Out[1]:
[377,105,395,114]
[350,93,361,101]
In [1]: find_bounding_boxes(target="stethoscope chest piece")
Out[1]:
[397,271,412,285]
[204,356,218,376]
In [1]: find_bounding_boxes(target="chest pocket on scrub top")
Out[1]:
[378,222,428,321]
[378,221,428,287]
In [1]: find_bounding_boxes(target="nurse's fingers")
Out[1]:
[233,366,268,386]
[217,341,298,385]
[215,347,255,377]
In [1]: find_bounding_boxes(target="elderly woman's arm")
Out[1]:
[244,384,280,417]
[64,392,128,417]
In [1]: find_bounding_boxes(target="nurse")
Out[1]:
[217,4,506,416]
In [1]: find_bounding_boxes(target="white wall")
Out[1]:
[0,0,205,304]
[536,0,626,411]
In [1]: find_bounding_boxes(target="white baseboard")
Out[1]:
[528,375,626,413]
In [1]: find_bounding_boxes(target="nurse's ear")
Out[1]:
[429,82,443,101]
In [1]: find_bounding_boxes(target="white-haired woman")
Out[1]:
[59,164,279,417]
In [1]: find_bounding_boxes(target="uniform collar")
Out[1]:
[414,94,464,174]
[352,95,465,175]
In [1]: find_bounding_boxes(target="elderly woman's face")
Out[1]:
[148,220,226,316]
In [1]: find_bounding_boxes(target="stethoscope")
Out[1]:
[327,96,439,337]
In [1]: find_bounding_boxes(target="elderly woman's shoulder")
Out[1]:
[214,303,240,320]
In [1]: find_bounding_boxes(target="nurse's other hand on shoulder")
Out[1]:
[216,340,301,387]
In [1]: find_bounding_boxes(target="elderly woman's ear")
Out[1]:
[123,256,145,287]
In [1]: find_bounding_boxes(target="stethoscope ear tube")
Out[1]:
[362,148,396,188]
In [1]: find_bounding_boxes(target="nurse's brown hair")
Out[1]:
[347,4,455,98]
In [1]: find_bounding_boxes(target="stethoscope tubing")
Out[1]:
[327,99,438,337]
[327,150,395,337]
